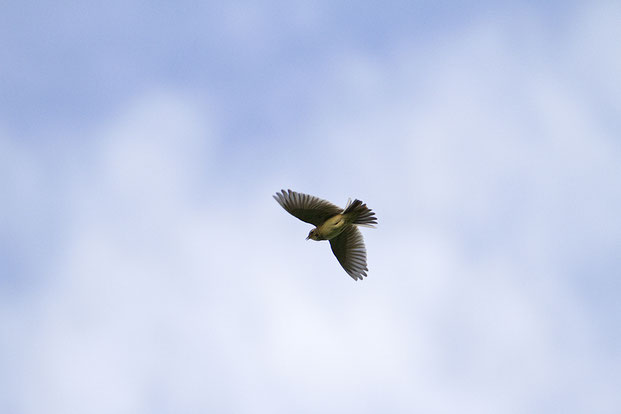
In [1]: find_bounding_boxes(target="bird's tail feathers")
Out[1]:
[343,199,377,228]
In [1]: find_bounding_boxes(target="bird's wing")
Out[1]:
[273,189,343,226]
[329,225,368,280]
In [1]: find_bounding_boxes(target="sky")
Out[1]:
[1,1,620,413]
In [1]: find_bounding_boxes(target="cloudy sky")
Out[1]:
[1,1,620,413]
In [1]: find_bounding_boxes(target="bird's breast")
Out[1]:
[317,214,348,240]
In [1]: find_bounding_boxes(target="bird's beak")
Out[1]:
[305,235,310,240]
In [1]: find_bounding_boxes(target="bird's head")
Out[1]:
[306,229,321,241]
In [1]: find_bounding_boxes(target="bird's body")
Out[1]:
[308,214,346,241]
[273,189,377,280]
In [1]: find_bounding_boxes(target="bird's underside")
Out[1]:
[273,189,377,280]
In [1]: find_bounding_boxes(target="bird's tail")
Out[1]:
[343,198,377,228]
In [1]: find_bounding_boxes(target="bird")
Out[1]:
[273,189,377,280]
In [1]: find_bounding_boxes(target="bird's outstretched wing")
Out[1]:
[329,225,368,280]
[273,189,343,226]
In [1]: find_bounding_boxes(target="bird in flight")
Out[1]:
[273,189,377,280]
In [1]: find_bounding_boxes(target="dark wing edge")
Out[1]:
[329,225,368,281]
[273,189,343,226]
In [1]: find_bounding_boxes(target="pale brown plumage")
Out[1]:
[274,189,377,280]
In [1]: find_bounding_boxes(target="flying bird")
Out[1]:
[273,189,377,280]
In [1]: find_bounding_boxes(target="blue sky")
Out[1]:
[1,1,620,413]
